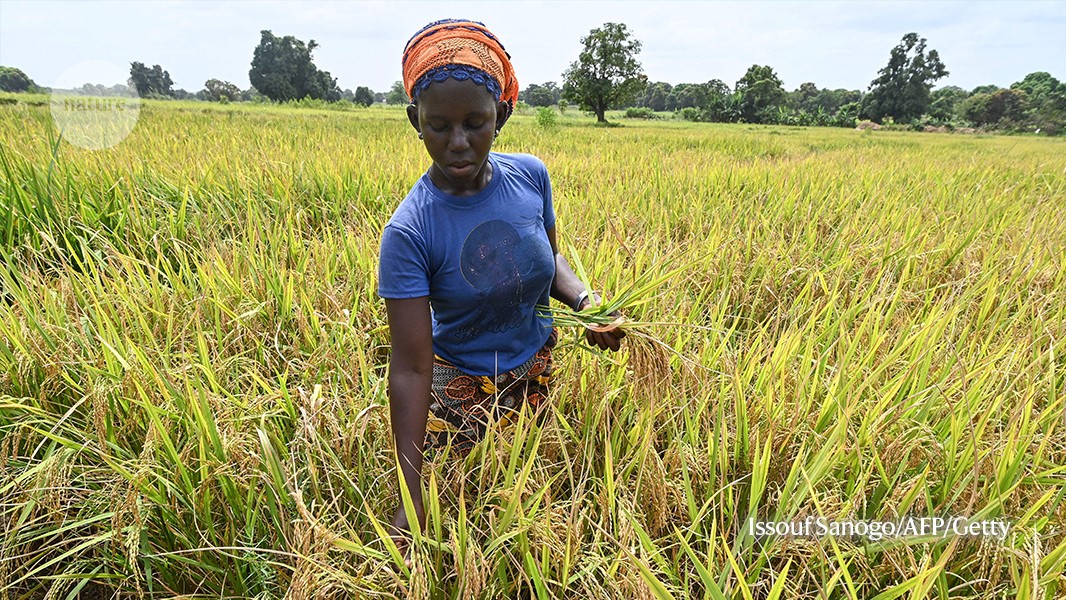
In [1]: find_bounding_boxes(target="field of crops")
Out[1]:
[1,98,1065,599]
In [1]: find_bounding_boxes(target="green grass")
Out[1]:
[1,98,1065,599]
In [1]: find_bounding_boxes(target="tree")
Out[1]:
[989,89,1028,125]
[386,81,407,104]
[829,89,862,112]
[522,82,560,107]
[249,30,340,102]
[654,80,738,122]
[667,83,701,110]
[1011,72,1065,135]
[640,81,672,111]
[129,62,174,97]
[927,85,968,122]
[700,80,738,122]
[128,62,150,95]
[203,78,240,102]
[862,32,948,123]
[1011,72,1061,104]
[672,82,709,111]
[961,88,1028,126]
[0,66,35,93]
[791,82,820,113]
[241,88,264,102]
[787,87,863,117]
[308,70,341,102]
[735,65,786,123]
[354,86,374,107]
[562,22,646,123]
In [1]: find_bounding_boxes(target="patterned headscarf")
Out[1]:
[402,19,519,111]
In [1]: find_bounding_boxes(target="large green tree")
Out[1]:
[862,32,948,123]
[129,62,174,97]
[640,81,672,111]
[700,79,738,122]
[1011,72,1065,135]
[735,65,786,123]
[790,82,821,113]
[203,78,240,102]
[562,22,646,123]
[670,82,711,111]
[522,82,561,107]
[386,81,407,105]
[927,85,968,122]
[249,30,340,102]
[0,66,35,93]
[792,86,862,117]
[961,88,1029,126]
[353,86,374,107]
[1011,72,1061,104]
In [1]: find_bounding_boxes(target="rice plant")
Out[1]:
[1,97,1064,598]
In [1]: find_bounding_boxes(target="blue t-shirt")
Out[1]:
[378,153,557,376]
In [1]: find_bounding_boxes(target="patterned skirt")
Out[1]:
[426,329,557,454]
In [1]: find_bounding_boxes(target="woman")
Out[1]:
[378,19,625,542]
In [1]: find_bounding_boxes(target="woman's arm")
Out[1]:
[384,296,434,539]
[546,226,625,352]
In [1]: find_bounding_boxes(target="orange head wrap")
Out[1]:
[402,19,519,110]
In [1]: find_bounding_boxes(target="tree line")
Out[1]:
[1,25,1062,134]
[549,24,1064,134]
[0,32,381,107]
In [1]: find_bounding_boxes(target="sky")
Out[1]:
[1,0,1064,95]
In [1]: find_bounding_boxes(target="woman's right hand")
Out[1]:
[581,298,626,351]
[383,296,434,568]
[585,321,625,351]
[585,317,626,351]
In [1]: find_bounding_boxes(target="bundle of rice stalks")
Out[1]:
[539,245,711,395]
[539,243,688,334]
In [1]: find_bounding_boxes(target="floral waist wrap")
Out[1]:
[426,329,557,454]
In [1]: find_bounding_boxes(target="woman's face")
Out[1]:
[407,78,509,196]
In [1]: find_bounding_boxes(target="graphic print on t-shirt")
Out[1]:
[455,219,548,341]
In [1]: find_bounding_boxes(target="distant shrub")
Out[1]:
[624,107,658,119]
[535,106,558,129]
[678,107,701,121]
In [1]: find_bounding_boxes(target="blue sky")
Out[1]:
[1,1,1063,94]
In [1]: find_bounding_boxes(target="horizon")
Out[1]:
[2,1,1064,95]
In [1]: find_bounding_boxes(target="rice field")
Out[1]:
[1,97,1065,599]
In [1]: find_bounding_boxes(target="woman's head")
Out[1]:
[402,19,519,194]
[402,19,518,109]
